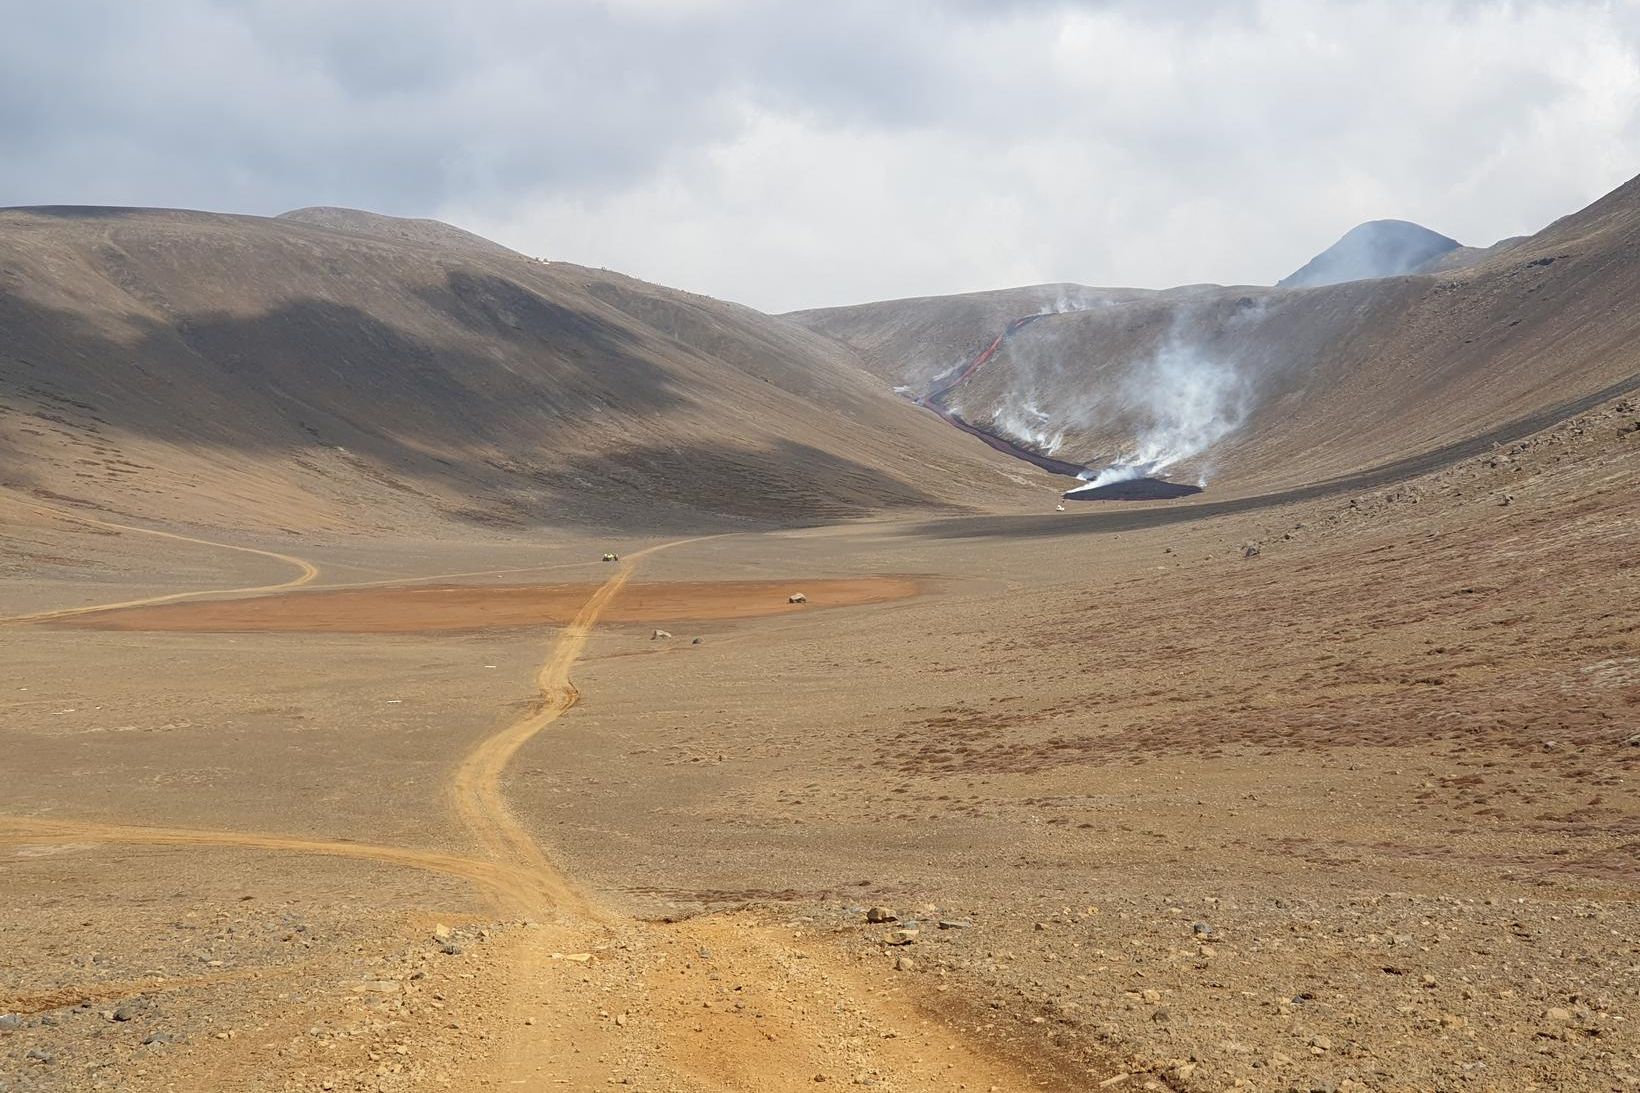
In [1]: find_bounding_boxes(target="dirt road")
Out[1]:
[0,495,319,625]
[2,530,1089,1090]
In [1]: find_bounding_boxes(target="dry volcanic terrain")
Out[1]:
[1,181,1637,1093]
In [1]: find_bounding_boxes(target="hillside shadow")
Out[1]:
[443,438,952,532]
[1,279,954,531]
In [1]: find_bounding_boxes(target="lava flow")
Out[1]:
[914,314,1094,479]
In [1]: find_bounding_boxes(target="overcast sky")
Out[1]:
[5,1,1639,311]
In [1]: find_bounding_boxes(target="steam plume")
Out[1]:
[1074,340,1249,489]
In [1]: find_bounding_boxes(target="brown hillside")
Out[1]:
[0,207,1046,535]
[789,174,1640,496]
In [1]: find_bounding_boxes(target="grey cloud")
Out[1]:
[2,1,1638,311]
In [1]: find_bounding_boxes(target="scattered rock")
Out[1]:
[1242,543,1261,559]
[865,907,897,923]
[886,928,919,946]
[142,1031,174,1046]
[432,923,453,942]
[1191,921,1214,937]
[894,955,917,972]
[26,1048,53,1064]
[788,593,808,604]
[692,637,703,644]
[0,1013,22,1030]
[937,919,972,930]
[1545,1007,1573,1023]
[652,629,672,640]
[1151,1007,1171,1024]
[112,1003,139,1022]
[440,941,465,956]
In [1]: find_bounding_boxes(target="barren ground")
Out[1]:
[1,396,1636,1093]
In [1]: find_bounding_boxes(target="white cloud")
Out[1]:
[5,1,1639,311]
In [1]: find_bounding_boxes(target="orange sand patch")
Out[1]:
[55,577,921,634]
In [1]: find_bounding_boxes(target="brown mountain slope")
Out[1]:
[275,206,529,259]
[0,207,1046,535]
[788,174,1640,496]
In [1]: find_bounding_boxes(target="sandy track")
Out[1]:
[0,817,541,905]
[0,494,319,625]
[444,551,642,920]
[3,527,1078,1090]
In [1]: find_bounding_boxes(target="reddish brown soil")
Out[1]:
[55,576,921,633]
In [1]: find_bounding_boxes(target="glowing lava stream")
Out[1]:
[913,314,1094,480]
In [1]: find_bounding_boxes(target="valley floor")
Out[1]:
[1,396,1636,1093]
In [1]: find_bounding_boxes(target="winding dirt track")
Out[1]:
[0,496,319,625]
[446,541,691,919]
[2,515,1080,1089]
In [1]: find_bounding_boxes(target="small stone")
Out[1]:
[615,1012,628,1027]
[937,919,972,930]
[440,941,464,956]
[112,1003,139,1022]
[652,629,672,640]
[1545,1007,1573,1023]
[788,593,808,604]
[1141,989,1162,1004]
[432,924,453,942]
[865,907,897,923]
[26,1048,54,1064]
[1242,543,1261,559]
[1151,1007,1171,1024]
[894,956,916,972]
[886,928,919,946]
[692,637,703,645]
[142,1031,174,1046]
[0,1014,22,1030]
[1310,1034,1332,1051]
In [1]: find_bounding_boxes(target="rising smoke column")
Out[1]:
[982,295,1267,492]
[1073,337,1251,489]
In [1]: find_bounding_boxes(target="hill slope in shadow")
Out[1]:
[0,207,1047,535]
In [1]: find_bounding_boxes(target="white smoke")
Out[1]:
[1078,340,1250,488]
[1037,284,1101,317]
[992,400,1065,452]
